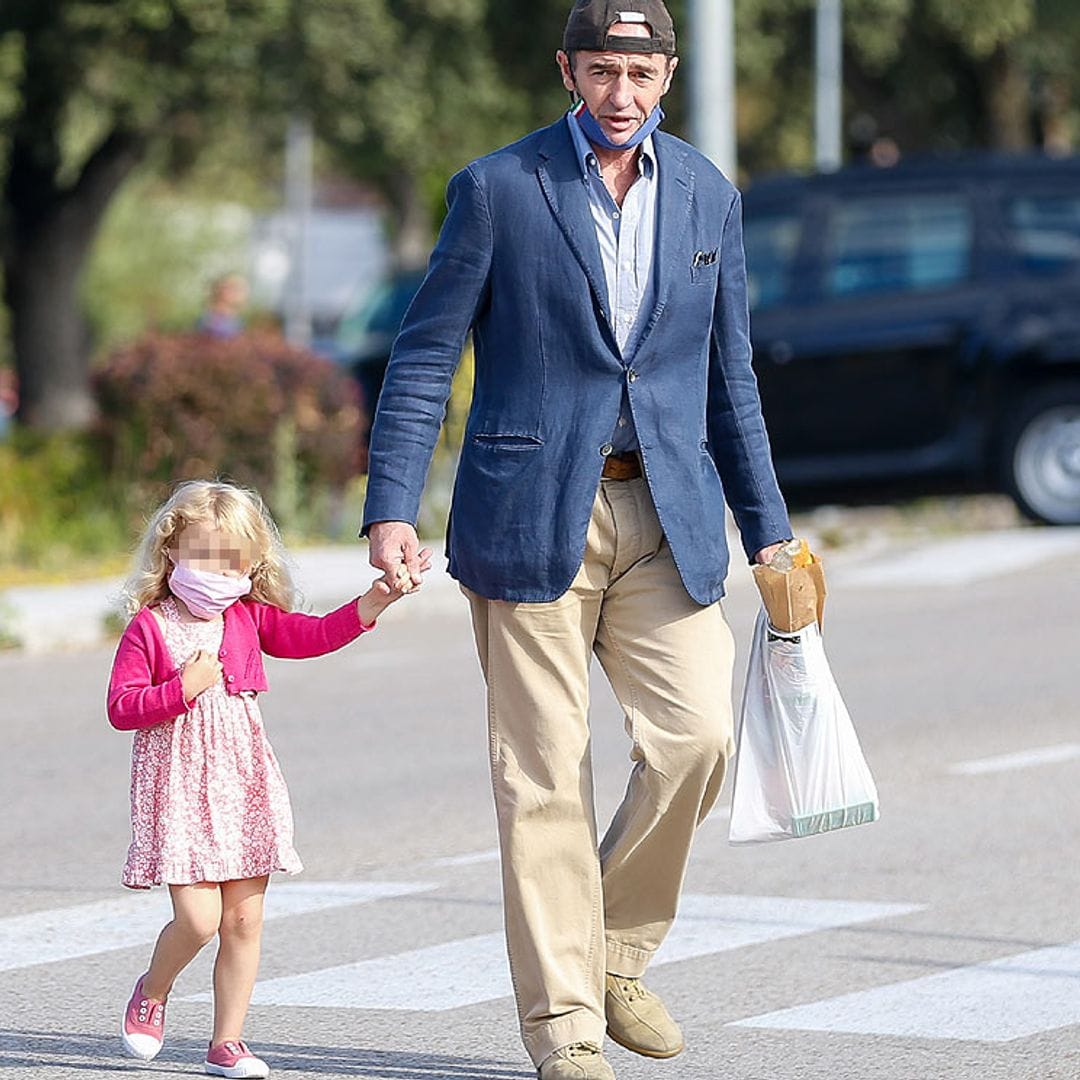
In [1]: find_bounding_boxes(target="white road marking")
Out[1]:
[949,743,1080,775]
[428,849,501,868]
[731,939,1080,1042]
[245,894,922,1011]
[832,528,1080,589]
[0,881,434,974]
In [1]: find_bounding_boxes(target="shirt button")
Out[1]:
[600,443,614,456]
[612,210,621,220]
[227,675,235,683]
[618,417,627,428]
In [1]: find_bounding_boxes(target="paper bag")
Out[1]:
[752,556,827,633]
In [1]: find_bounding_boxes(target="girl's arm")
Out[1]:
[253,598,372,660]
[107,625,191,731]
[254,561,431,659]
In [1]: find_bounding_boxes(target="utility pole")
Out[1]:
[688,0,737,180]
[815,0,843,172]
[283,113,313,346]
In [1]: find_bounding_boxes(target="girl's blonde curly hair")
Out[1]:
[123,480,296,616]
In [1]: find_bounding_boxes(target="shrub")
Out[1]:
[94,330,365,532]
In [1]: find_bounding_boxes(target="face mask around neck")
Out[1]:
[168,562,252,620]
[571,101,664,152]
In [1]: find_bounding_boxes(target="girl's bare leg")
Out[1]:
[211,875,269,1045]
[142,882,223,1000]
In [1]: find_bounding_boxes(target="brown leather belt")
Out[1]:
[601,451,642,480]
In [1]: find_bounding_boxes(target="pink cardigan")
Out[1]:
[107,597,370,731]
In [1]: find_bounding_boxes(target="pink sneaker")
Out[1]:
[120,973,166,1060]
[204,1040,270,1078]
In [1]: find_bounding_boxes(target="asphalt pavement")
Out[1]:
[2,520,1080,1079]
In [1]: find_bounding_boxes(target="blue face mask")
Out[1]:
[571,101,664,152]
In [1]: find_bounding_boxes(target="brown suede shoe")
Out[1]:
[537,1041,616,1080]
[604,974,685,1059]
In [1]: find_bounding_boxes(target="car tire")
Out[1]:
[1002,381,1080,525]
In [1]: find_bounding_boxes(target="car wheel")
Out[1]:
[1003,382,1080,525]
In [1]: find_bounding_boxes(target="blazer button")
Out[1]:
[599,443,613,457]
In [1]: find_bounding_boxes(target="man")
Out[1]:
[362,2,791,1077]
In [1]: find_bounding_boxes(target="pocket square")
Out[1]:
[692,248,718,268]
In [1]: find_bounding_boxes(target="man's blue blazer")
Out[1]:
[362,119,791,605]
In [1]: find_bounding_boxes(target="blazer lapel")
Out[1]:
[536,121,612,329]
[628,132,695,364]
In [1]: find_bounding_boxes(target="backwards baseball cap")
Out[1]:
[563,0,677,57]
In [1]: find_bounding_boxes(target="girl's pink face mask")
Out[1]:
[168,561,252,619]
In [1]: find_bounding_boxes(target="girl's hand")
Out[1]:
[181,649,223,702]
[357,546,433,626]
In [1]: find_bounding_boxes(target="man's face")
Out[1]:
[557,22,677,147]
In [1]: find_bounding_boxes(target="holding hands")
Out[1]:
[360,522,433,626]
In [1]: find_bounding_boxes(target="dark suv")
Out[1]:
[743,153,1080,525]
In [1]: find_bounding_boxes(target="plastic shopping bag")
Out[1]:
[728,609,879,845]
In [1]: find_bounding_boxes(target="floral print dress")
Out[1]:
[122,596,303,888]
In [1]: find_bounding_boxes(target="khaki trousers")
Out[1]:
[464,476,736,1066]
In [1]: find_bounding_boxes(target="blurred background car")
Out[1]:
[745,152,1080,526]
[334,154,1080,526]
[332,268,427,437]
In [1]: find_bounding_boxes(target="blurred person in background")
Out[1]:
[197,273,249,340]
[362,2,791,1077]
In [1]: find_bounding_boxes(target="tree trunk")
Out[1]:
[982,46,1032,151]
[4,130,145,432]
[4,222,95,430]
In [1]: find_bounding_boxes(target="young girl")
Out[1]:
[107,480,430,1078]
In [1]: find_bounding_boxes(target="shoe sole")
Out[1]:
[119,1021,162,1061]
[605,1025,685,1059]
[204,1062,270,1078]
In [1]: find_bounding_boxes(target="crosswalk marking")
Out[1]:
[241,894,922,1012]
[949,743,1080,775]
[731,939,1080,1042]
[0,881,434,974]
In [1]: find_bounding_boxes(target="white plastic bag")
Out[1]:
[728,610,879,845]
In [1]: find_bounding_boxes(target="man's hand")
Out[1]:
[368,520,425,589]
[753,542,785,566]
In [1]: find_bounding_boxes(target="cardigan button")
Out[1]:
[226,675,235,683]
[219,648,227,657]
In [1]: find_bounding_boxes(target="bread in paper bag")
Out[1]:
[752,552,826,633]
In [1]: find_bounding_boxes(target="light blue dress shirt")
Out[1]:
[566,111,659,453]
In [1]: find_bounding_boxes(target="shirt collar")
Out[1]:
[566,110,656,182]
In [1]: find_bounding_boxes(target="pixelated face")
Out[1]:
[172,523,255,578]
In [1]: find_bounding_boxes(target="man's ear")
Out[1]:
[662,55,679,94]
[556,49,577,95]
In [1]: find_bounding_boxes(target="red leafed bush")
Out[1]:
[94,331,365,522]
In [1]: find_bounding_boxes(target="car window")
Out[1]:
[826,194,973,298]
[1007,193,1080,276]
[743,213,801,310]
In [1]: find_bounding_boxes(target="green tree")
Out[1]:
[0,0,296,430]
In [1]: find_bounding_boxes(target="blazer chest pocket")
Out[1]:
[471,433,544,452]
[690,249,720,285]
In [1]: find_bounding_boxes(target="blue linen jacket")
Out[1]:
[362,119,791,605]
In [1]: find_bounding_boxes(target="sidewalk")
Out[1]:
[0,542,464,655]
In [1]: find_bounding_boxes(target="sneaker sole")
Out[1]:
[119,1022,162,1061]
[204,1061,270,1079]
[605,1025,685,1059]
